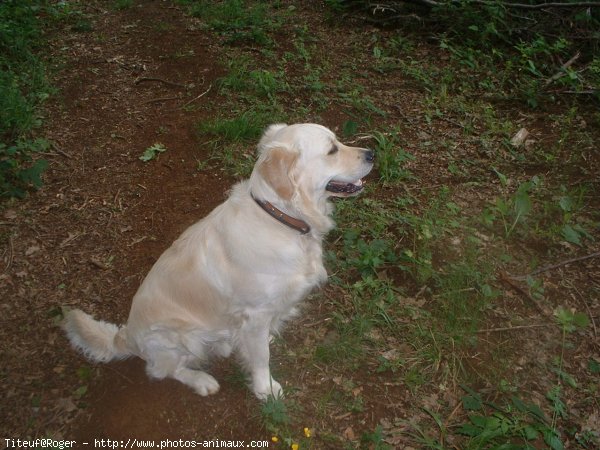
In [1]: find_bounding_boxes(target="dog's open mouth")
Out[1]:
[325,179,364,196]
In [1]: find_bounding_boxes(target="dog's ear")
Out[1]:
[258,124,287,150]
[258,147,297,201]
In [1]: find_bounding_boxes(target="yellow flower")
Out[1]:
[271,436,279,443]
[303,427,311,438]
[291,444,299,450]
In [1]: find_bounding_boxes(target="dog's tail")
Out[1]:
[62,309,132,362]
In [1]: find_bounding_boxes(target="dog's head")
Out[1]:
[250,123,374,233]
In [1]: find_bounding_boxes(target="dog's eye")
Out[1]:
[328,145,339,155]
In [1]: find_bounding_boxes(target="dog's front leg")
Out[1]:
[236,314,282,400]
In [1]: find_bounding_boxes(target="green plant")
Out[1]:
[261,396,311,450]
[371,38,406,74]
[545,307,590,441]
[487,176,541,238]
[313,315,367,368]
[372,130,414,184]
[182,0,277,46]
[139,143,167,162]
[197,107,284,177]
[485,176,596,246]
[376,352,404,374]
[0,139,49,198]
[218,56,288,106]
[433,258,497,342]
[200,112,269,143]
[337,85,386,118]
[405,408,446,450]
[457,387,566,450]
[0,0,59,198]
[249,69,287,103]
[74,364,92,403]
[261,394,289,433]
[556,184,592,245]
[526,275,545,301]
[341,229,397,276]
[113,0,133,10]
[361,425,392,449]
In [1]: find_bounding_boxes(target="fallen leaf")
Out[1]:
[56,397,77,413]
[380,349,399,361]
[352,386,363,397]
[343,426,356,440]
[26,245,40,256]
[4,209,17,220]
[510,128,529,147]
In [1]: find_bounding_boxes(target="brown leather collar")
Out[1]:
[251,194,310,235]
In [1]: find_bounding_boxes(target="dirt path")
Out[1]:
[2,0,270,442]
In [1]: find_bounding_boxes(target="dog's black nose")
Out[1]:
[364,149,375,163]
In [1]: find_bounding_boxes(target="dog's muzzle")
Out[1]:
[325,149,374,195]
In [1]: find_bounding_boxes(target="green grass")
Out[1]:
[179,1,600,447]
[260,396,312,449]
[0,0,56,198]
[329,187,498,374]
[218,56,288,105]
[112,0,133,10]
[0,1,81,198]
[371,130,414,184]
[180,0,280,46]
[197,108,283,177]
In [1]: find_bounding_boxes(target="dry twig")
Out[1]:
[476,323,551,333]
[181,84,212,108]
[498,271,549,316]
[403,0,600,9]
[544,52,580,87]
[3,235,14,273]
[509,251,600,281]
[135,77,187,89]
[142,96,181,105]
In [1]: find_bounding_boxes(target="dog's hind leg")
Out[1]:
[144,344,220,396]
[173,366,220,396]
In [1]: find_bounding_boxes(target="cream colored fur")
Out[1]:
[62,123,373,400]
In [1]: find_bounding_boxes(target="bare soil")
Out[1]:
[1,1,598,449]
[2,0,256,442]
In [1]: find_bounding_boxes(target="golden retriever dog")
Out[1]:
[62,123,374,400]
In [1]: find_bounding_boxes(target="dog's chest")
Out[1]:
[225,236,327,309]
[262,237,326,292]
[299,238,328,285]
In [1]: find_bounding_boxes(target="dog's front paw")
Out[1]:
[253,377,283,401]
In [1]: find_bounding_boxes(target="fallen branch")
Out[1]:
[134,77,187,89]
[544,51,580,87]
[499,1,600,9]
[403,0,600,8]
[560,89,599,95]
[477,323,551,333]
[142,96,181,105]
[181,84,212,108]
[498,271,549,316]
[510,251,600,281]
[90,258,109,270]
